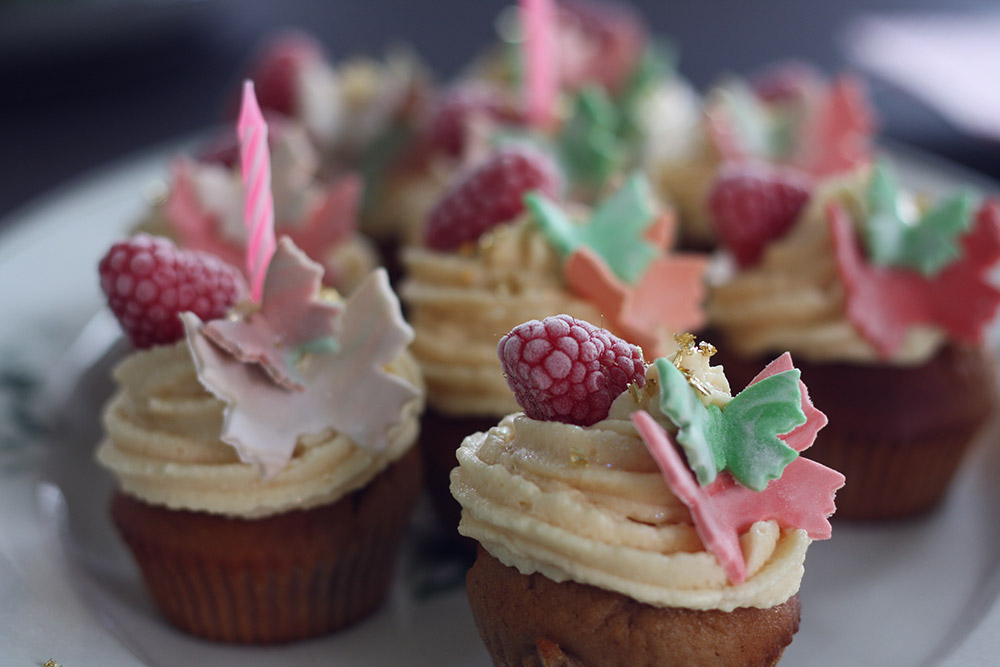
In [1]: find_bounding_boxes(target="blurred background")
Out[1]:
[1,0,998,224]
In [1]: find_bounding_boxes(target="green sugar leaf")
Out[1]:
[558,87,624,193]
[528,173,659,284]
[706,370,803,491]
[654,360,803,491]
[863,163,976,277]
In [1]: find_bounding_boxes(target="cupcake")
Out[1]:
[453,315,844,666]
[648,61,876,249]
[376,0,700,253]
[138,115,379,294]
[401,153,708,528]
[707,161,1000,518]
[95,235,424,642]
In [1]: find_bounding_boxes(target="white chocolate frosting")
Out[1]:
[97,342,423,518]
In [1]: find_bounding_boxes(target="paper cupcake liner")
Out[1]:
[111,446,422,644]
[466,546,799,667]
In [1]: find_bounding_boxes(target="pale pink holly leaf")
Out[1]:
[164,157,361,288]
[829,199,1000,358]
[202,237,341,390]
[182,266,417,478]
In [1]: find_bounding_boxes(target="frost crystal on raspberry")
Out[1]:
[498,314,646,426]
[99,235,247,349]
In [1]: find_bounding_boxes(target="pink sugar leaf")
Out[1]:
[283,173,361,287]
[165,158,246,270]
[795,74,876,176]
[564,244,708,359]
[202,237,342,390]
[633,409,844,585]
[829,199,1000,358]
[182,263,417,478]
[748,352,828,453]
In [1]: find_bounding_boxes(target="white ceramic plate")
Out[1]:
[1,142,999,666]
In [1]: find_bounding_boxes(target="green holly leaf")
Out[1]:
[653,358,719,485]
[705,369,803,491]
[864,163,975,277]
[526,173,659,284]
[557,87,624,193]
[653,359,803,491]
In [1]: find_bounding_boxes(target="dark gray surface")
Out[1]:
[1,0,998,225]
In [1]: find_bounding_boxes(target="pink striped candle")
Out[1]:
[237,80,276,303]
[521,0,557,129]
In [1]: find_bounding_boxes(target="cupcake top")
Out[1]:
[649,61,876,247]
[708,162,1000,365]
[96,233,423,519]
[402,159,708,416]
[140,115,378,294]
[452,316,843,611]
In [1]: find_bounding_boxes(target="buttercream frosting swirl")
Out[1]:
[97,342,423,518]
[452,411,809,611]
[401,217,604,416]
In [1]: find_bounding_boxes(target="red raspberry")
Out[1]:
[423,84,522,158]
[498,315,646,426]
[557,0,647,94]
[708,161,812,267]
[424,146,562,250]
[99,235,247,349]
[248,30,325,117]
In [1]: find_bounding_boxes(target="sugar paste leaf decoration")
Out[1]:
[201,237,341,390]
[557,86,623,193]
[653,358,804,491]
[165,157,360,288]
[794,74,875,177]
[632,409,844,585]
[182,265,417,478]
[527,173,659,284]
[707,72,874,177]
[829,198,1000,358]
[563,243,708,359]
[863,163,974,277]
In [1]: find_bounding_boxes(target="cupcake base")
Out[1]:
[420,408,500,537]
[466,546,799,667]
[714,342,997,519]
[111,446,422,644]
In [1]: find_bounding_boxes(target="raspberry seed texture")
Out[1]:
[99,235,247,349]
[498,315,646,426]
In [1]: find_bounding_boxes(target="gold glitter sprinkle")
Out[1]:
[569,449,589,467]
[628,382,641,403]
[43,661,62,667]
[228,300,261,321]
[673,332,697,349]
[698,341,717,357]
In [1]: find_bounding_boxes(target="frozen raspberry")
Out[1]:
[557,0,647,94]
[248,30,325,117]
[708,161,812,267]
[99,235,247,349]
[424,146,562,250]
[750,61,819,103]
[423,84,522,158]
[498,315,646,426]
